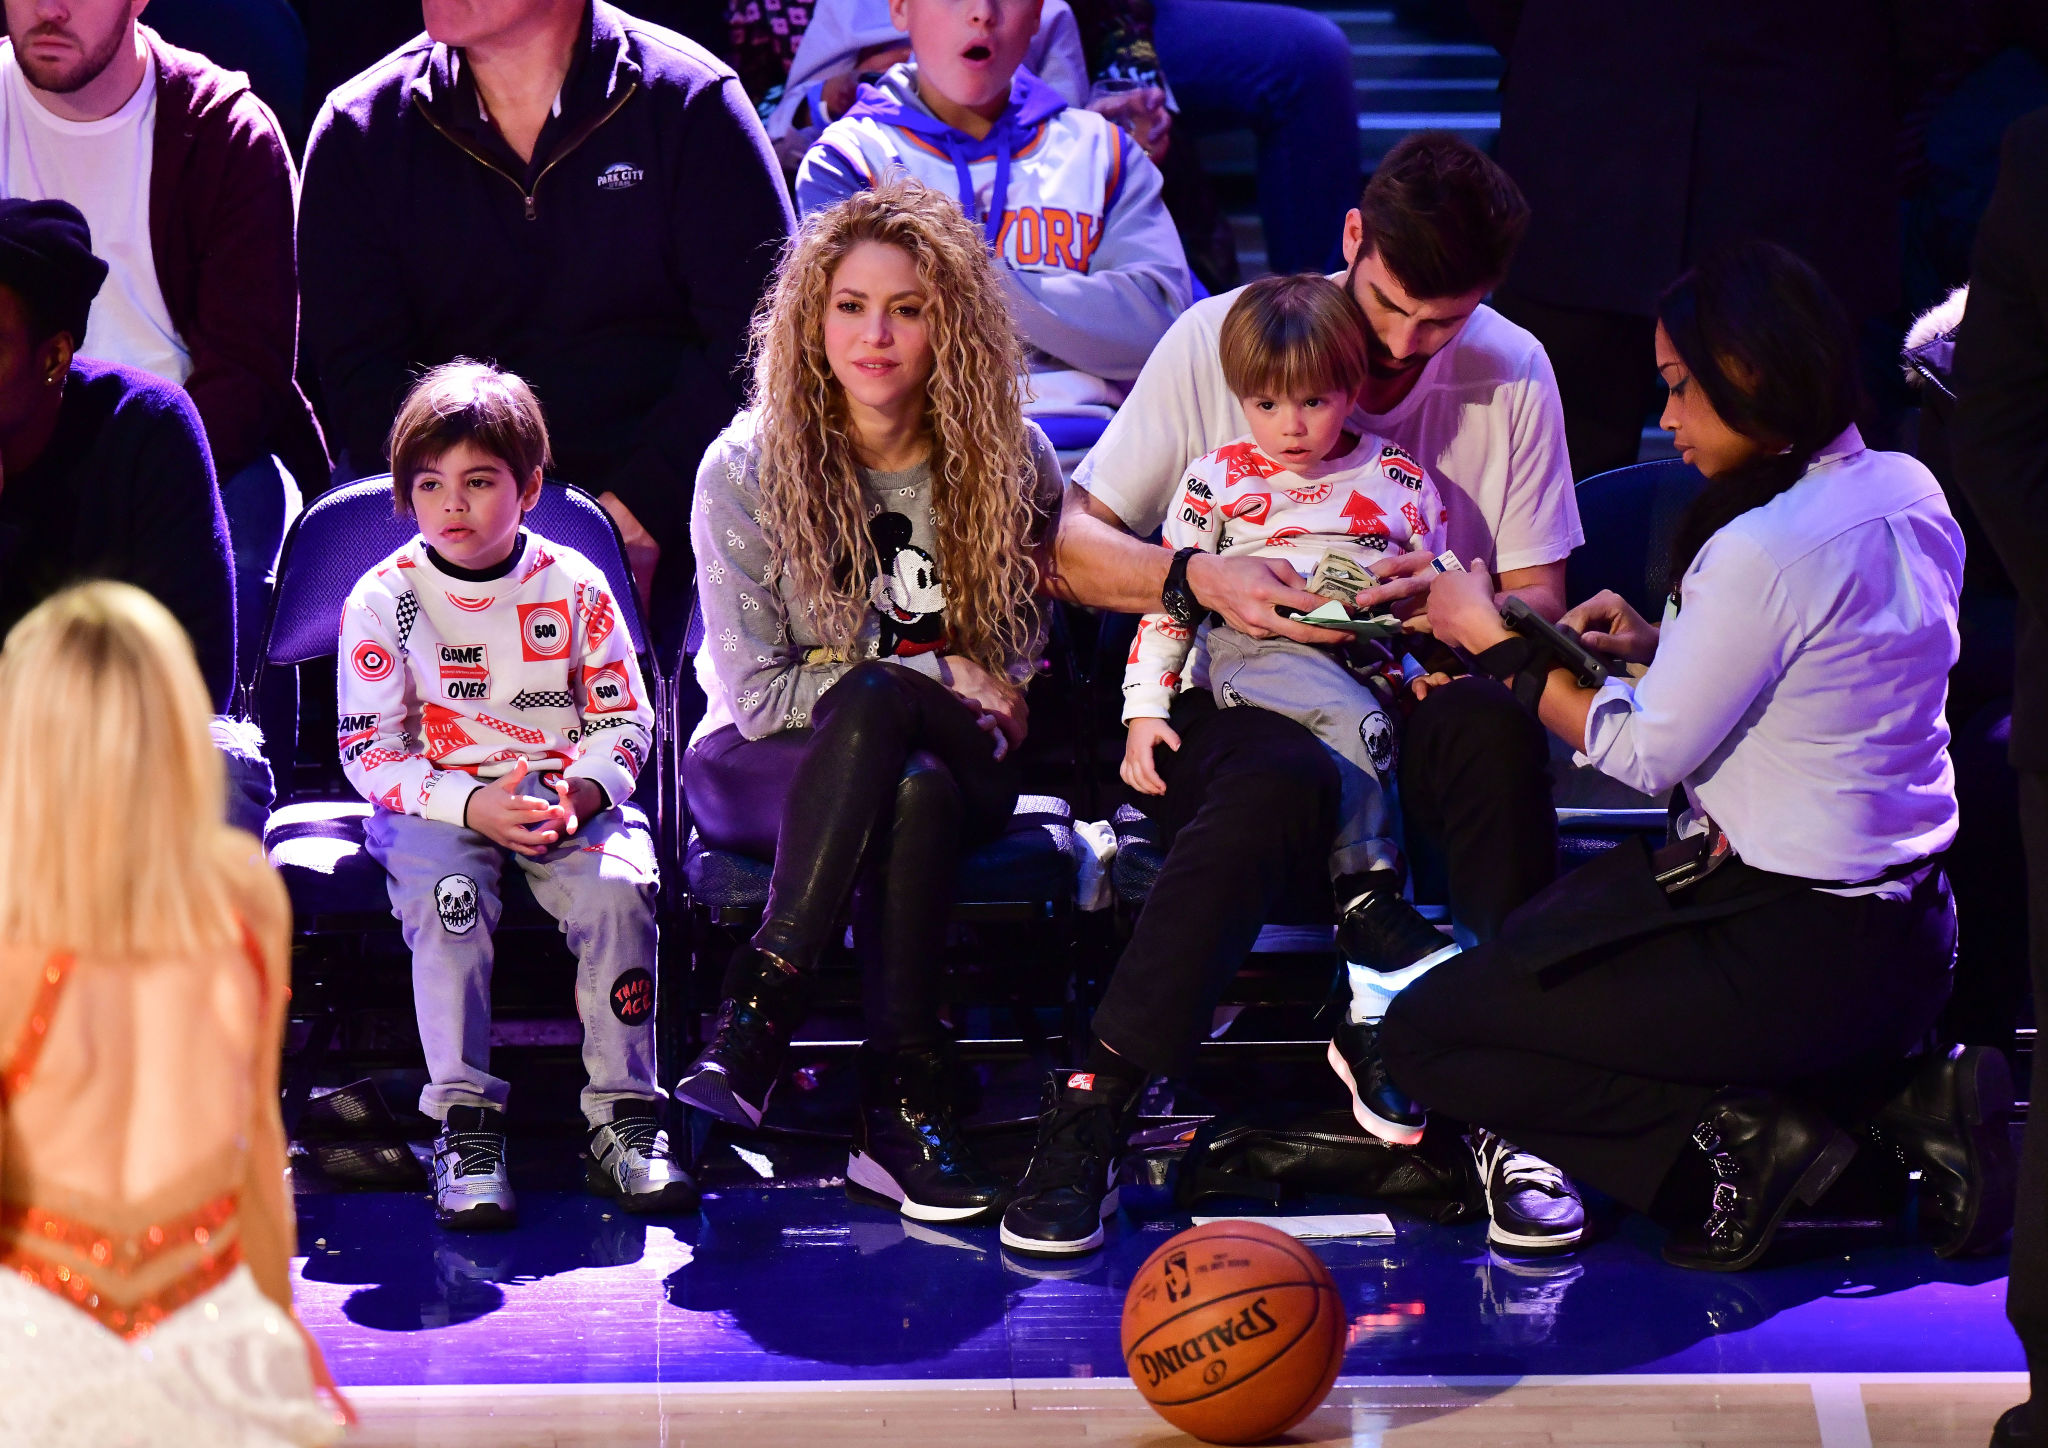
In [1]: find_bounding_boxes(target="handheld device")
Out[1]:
[1499,596,1615,687]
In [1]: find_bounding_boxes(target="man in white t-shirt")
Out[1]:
[1005,134,1587,1262]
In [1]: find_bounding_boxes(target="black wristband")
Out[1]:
[1473,636,1547,712]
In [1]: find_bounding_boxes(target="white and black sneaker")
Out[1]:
[998,1072,1135,1256]
[431,1105,516,1231]
[586,1102,699,1215]
[1473,1129,1584,1255]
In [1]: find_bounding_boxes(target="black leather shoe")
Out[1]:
[1663,1090,1857,1272]
[1874,1044,2016,1259]
[1991,1403,2037,1445]
[999,1071,1139,1256]
[1328,1017,1426,1146]
[847,1042,1011,1223]
[1336,882,1460,973]
[673,948,810,1128]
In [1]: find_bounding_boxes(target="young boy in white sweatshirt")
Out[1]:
[338,361,692,1229]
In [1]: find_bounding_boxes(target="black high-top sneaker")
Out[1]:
[1335,880,1460,974]
[1328,1017,1427,1145]
[673,947,811,1128]
[846,1043,1011,1222]
[999,1070,1141,1256]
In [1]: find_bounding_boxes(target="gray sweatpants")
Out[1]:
[1205,624,1400,881]
[364,787,661,1127]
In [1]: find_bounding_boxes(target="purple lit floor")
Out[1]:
[292,1142,2019,1391]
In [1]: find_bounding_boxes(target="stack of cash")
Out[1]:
[1307,550,1375,603]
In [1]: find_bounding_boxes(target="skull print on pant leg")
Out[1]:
[436,873,481,934]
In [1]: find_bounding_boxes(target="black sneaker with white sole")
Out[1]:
[847,1042,1010,1223]
[1473,1129,1585,1254]
[431,1105,516,1231]
[998,1071,1136,1256]
[1336,882,1461,974]
[1327,1017,1426,1146]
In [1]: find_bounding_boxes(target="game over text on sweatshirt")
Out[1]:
[338,530,654,825]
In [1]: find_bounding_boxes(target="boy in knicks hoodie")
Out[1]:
[338,361,693,1230]
[793,0,1191,417]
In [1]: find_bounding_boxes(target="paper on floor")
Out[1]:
[1190,1213,1395,1240]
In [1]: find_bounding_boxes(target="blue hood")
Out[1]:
[844,61,1072,243]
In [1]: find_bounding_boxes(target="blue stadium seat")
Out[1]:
[1566,457,1707,620]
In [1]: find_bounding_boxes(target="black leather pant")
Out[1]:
[683,661,1020,1046]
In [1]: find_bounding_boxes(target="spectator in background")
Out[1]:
[1950,105,2048,1448]
[762,0,1083,173]
[1473,1,1922,479]
[1139,0,1354,277]
[795,0,1190,424]
[300,0,793,631]
[0,0,327,675]
[0,199,235,709]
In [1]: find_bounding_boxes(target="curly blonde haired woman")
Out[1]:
[0,583,350,1444]
[677,180,1063,1222]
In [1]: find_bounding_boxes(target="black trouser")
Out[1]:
[1090,675,1556,1076]
[1381,865,1957,1213]
[1493,291,1659,481]
[2009,771,2048,1412]
[682,661,1020,1047]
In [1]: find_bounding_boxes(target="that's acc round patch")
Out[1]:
[609,967,654,1025]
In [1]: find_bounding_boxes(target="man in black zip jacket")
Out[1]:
[299,0,793,631]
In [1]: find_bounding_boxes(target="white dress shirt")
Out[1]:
[1579,428,1963,886]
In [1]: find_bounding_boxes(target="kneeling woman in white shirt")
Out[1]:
[1385,241,2009,1272]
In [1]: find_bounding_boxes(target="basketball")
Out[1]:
[1121,1221,1346,1443]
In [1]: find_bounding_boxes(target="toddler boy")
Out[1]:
[338,361,691,1229]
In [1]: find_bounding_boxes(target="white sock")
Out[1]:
[1345,948,1459,1024]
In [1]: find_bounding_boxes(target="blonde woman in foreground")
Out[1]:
[675,180,1064,1222]
[0,583,350,1444]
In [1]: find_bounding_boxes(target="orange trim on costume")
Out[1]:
[1,1191,244,1339]
[0,954,72,1103]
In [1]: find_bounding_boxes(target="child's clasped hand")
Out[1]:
[461,757,600,857]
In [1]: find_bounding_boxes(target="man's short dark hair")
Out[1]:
[1355,132,1530,300]
[387,359,552,516]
